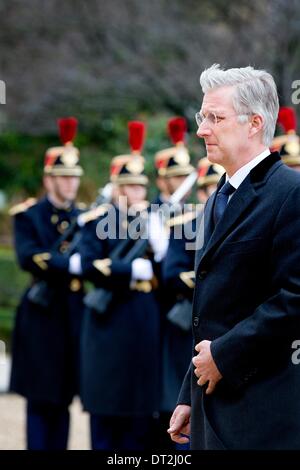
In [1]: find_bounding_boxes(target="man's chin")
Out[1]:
[207,146,225,162]
[62,194,76,203]
[206,151,220,164]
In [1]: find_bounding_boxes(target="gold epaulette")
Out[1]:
[9,197,37,216]
[78,203,110,224]
[167,210,197,228]
[76,201,88,210]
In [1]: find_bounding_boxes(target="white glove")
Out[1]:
[131,258,153,281]
[148,211,169,262]
[69,253,82,275]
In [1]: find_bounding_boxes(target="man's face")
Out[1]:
[197,86,250,169]
[156,176,170,197]
[119,184,147,207]
[45,175,80,203]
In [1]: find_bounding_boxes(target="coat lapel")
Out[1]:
[202,178,257,261]
[195,152,282,271]
[194,175,225,272]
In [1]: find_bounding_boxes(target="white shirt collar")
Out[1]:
[226,148,270,190]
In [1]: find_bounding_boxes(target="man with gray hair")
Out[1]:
[168,64,300,449]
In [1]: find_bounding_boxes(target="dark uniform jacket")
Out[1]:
[10,196,84,405]
[79,204,160,416]
[178,153,300,449]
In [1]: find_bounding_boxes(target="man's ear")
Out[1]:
[249,114,264,138]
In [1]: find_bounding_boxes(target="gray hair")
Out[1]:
[200,64,279,147]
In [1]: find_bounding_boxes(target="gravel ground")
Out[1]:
[0,394,90,450]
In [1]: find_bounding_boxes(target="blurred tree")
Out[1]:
[264,0,300,105]
[0,0,299,134]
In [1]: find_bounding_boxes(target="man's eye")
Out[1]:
[206,113,215,122]
[215,116,224,123]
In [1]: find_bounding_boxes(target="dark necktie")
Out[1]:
[213,181,236,226]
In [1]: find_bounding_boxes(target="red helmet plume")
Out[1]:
[128,121,146,154]
[277,107,297,134]
[168,117,187,145]
[58,117,78,144]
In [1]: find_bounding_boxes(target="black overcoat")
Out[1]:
[178,153,300,449]
[161,215,198,411]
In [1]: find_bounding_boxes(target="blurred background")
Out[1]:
[0,0,299,448]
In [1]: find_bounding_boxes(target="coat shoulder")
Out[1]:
[264,164,300,203]
[78,203,110,225]
[167,210,198,227]
[273,163,300,186]
[75,201,88,211]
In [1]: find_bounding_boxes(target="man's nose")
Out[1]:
[196,122,212,138]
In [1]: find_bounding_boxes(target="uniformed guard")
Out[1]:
[79,121,166,450]
[153,151,171,207]
[9,117,85,450]
[156,210,197,450]
[154,117,195,200]
[151,117,196,449]
[272,107,300,171]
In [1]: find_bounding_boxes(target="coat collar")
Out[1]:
[195,152,282,272]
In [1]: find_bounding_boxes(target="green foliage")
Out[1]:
[0,306,14,349]
[0,211,12,244]
[0,246,28,306]
[0,247,29,350]
[0,133,45,197]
